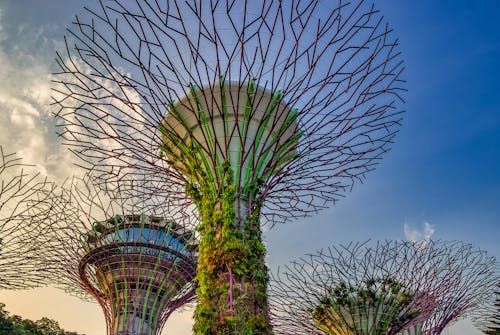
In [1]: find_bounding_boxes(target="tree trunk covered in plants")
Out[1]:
[158,81,299,334]
[188,165,271,335]
[158,81,299,335]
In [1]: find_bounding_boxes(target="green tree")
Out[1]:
[36,317,63,335]
[0,302,84,335]
[0,303,18,335]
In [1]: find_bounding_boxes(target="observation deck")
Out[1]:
[79,214,197,335]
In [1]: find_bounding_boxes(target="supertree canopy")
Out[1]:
[23,174,198,335]
[0,146,53,289]
[310,276,423,335]
[52,0,405,332]
[268,240,498,335]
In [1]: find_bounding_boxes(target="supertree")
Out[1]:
[485,283,499,335]
[0,146,53,289]
[23,173,198,335]
[52,1,405,332]
[268,240,498,335]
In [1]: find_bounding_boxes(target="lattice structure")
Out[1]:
[52,1,405,332]
[0,146,52,289]
[269,240,498,335]
[24,174,198,335]
[53,0,405,224]
[485,283,500,335]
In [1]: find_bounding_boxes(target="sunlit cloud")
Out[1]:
[404,221,435,247]
[0,15,75,182]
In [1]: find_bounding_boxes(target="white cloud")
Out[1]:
[0,14,76,183]
[404,221,435,247]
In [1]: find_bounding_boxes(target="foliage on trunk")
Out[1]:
[187,163,271,335]
[158,81,297,334]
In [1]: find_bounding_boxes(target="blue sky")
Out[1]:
[0,1,498,334]
[363,0,499,254]
[269,0,500,261]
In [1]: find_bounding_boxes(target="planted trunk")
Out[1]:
[160,80,300,334]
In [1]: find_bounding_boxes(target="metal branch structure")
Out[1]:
[268,240,498,335]
[485,283,500,335]
[0,146,53,289]
[23,174,198,335]
[52,0,405,332]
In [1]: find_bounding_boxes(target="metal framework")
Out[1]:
[52,0,405,333]
[0,146,52,289]
[485,283,500,335]
[53,0,405,224]
[268,240,498,335]
[24,174,198,335]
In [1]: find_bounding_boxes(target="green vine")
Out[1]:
[188,162,271,335]
[158,81,300,334]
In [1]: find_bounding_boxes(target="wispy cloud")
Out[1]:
[404,221,435,247]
